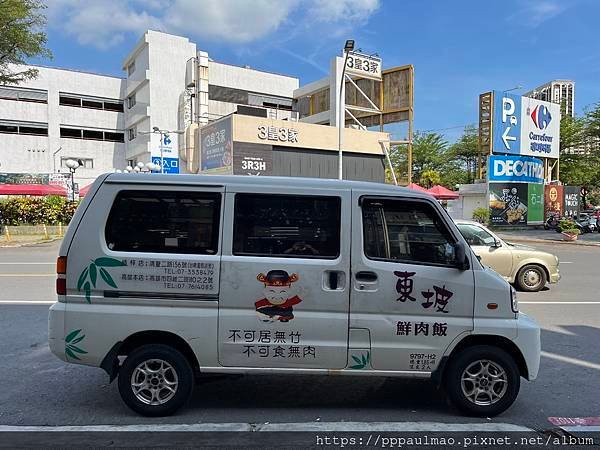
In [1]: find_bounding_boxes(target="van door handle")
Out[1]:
[355,271,378,282]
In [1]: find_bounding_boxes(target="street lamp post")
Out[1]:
[338,39,355,180]
[64,159,81,201]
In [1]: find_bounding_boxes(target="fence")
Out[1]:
[1,224,67,243]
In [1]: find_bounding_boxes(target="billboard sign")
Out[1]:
[488,155,544,184]
[200,117,232,174]
[544,185,564,220]
[233,143,272,176]
[346,52,382,80]
[527,183,544,224]
[492,91,560,159]
[563,186,581,217]
[489,183,528,226]
[151,132,179,173]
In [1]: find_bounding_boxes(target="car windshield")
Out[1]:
[457,223,497,246]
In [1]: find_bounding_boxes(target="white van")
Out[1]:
[49,174,540,417]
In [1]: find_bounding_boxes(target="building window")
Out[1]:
[0,86,48,103]
[233,193,341,259]
[362,198,457,267]
[60,127,124,142]
[127,94,136,109]
[128,127,137,141]
[105,190,222,254]
[127,61,136,76]
[0,121,48,136]
[127,159,135,168]
[59,93,123,112]
[61,157,93,169]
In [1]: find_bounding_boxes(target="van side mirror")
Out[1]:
[453,242,470,270]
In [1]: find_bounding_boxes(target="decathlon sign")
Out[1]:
[489,155,544,184]
[492,91,560,159]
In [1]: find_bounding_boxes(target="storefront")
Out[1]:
[195,113,389,182]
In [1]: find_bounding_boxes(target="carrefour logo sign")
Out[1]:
[489,155,544,184]
[530,104,552,130]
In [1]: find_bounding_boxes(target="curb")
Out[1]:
[0,236,63,248]
[497,236,600,247]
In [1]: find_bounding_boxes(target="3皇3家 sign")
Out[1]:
[488,155,544,184]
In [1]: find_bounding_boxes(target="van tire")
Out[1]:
[445,345,520,417]
[117,344,194,416]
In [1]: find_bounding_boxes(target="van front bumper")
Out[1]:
[48,301,66,362]
[514,312,541,380]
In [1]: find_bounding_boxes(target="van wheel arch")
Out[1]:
[101,330,201,382]
[432,334,528,387]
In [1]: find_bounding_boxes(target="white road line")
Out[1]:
[541,351,600,371]
[521,301,600,304]
[0,422,533,432]
[560,261,574,264]
[0,300,55,304]
[0,274,54,277]
[0,262,54,265]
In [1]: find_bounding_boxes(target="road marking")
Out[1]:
[521,301,600,304]
[0,422,533,432]
[0,262,54,265]
[560,261,574,264]
[0,274,54,277]
[0,300,55,304]
[541,351,600,371]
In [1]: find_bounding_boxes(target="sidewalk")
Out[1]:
[497,228,600,247]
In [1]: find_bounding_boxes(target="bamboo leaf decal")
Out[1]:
[349,351,370,370]
[99,268,117,288]
[352,355,362,365]
[361,355,367,365]
[89,263,97,288]
[65,347,80,360]
[65,329,81,343]
[95,257,126,267]
[84,281,91,303]
[68,345,88,354]
[70,335,85,344]
[77,267,89,291]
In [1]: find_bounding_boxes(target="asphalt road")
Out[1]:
[0,240,598,432]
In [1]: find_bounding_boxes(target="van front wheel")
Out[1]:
[445,345,520,417]
[118,344,194,416]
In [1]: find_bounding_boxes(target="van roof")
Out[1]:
[103,173,433,198]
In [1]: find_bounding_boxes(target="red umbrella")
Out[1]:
[427,185,459,200]
[406,182,428,192]
[79,183,92,197]
[0,184,67,196]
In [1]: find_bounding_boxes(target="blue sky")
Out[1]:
[38,0,600,142]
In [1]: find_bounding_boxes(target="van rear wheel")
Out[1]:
[445,345,520,417]
[118,344,194,416]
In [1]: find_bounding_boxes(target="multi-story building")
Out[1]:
[525,80,575,118]
[0,30,299,187]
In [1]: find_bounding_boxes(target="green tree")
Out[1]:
[448,126,479,184]
[0,0,51,84]
[419,169,441,188]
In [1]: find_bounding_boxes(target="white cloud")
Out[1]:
[45,0,380,49]
[508,0,570,28]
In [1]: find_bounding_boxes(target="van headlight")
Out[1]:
[510,286,519,313]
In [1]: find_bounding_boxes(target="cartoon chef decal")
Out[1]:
[255,270,302,323]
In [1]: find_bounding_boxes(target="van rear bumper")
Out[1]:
[514,312,541,380]
[48,301,66,362]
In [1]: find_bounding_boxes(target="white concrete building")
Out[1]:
[0,66,126,186]
[0,30,299,187]
[525,80,575,118]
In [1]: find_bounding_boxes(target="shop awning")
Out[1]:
[427,185,459,200]
[406,182,428,192]
[0,184,68,196]
[78,184,92,197]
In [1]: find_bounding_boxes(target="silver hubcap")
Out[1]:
[461,359,508,406]
[522,269,541,288]
[131,359,178,405]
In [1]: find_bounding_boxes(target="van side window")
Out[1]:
[105,190,221,254]
[233,193,341,259]
[362,198,456,267]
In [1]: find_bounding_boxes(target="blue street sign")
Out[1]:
[488,155,544,184]
[152,157,179,174]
